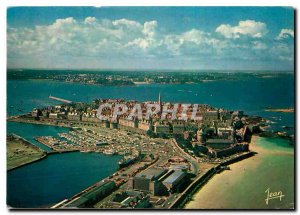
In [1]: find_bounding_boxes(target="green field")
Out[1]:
[7,136,46,170]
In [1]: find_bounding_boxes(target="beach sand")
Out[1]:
[185,136,294,209]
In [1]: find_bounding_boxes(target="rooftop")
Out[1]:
[206,139,233,144]
[163,170,185,185]
[135,168,167,180]
[203,111,219,116]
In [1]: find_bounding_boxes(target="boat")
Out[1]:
[103,149,116,155]
[80,150,93,153]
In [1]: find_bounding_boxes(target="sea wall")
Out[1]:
[8,154,48,172]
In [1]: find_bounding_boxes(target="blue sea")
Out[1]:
[7,73,295,208]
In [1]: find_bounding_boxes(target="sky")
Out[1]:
[7,7,294,71]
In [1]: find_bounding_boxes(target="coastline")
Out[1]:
[184,135,294,209]
[6,70,294,209]
[7,119,256,209]
[8,153,48,172]
[7,134,48,171]
[170,151,255,209]
[7,119,294,209]
[7,117,72,128]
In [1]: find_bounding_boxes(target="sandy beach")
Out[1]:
[185,136,294,209]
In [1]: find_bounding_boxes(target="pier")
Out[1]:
[49,95,72,104]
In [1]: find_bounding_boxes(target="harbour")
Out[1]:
[7,74,295,209]
[7,150,122,208]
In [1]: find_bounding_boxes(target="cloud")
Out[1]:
[252,41,267,50]
[125,20,159,51]
[270,42,294,62]
[142,20,157,38]
[163,29,228,57]
[7,17,293,70]
[271,29,294,62]
[8,17,147,58]
[276,28,294,40]
[84,16,97,24]
[216,20,268,39]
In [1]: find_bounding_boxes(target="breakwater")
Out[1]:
[9,134,42,151]
[47,150,80,155]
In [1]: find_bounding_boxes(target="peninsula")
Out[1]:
[7,94,275,209]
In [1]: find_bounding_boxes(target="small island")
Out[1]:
[264,108,294,113]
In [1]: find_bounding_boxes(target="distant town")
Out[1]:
[7,93,283,209]
[7,69,293,86]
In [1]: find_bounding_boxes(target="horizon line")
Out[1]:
[7,68,294,73]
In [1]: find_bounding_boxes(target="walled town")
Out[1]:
[8,95,265,209]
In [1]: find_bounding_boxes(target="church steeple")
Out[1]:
[158,92,163,116]
[158,92,161,105]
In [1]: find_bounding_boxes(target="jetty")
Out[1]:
[49,95,72,104]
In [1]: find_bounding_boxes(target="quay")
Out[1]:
[47,150,80,155]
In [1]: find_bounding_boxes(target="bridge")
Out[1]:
[49,95,72,104]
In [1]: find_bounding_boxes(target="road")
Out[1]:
[170,139,200,175]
